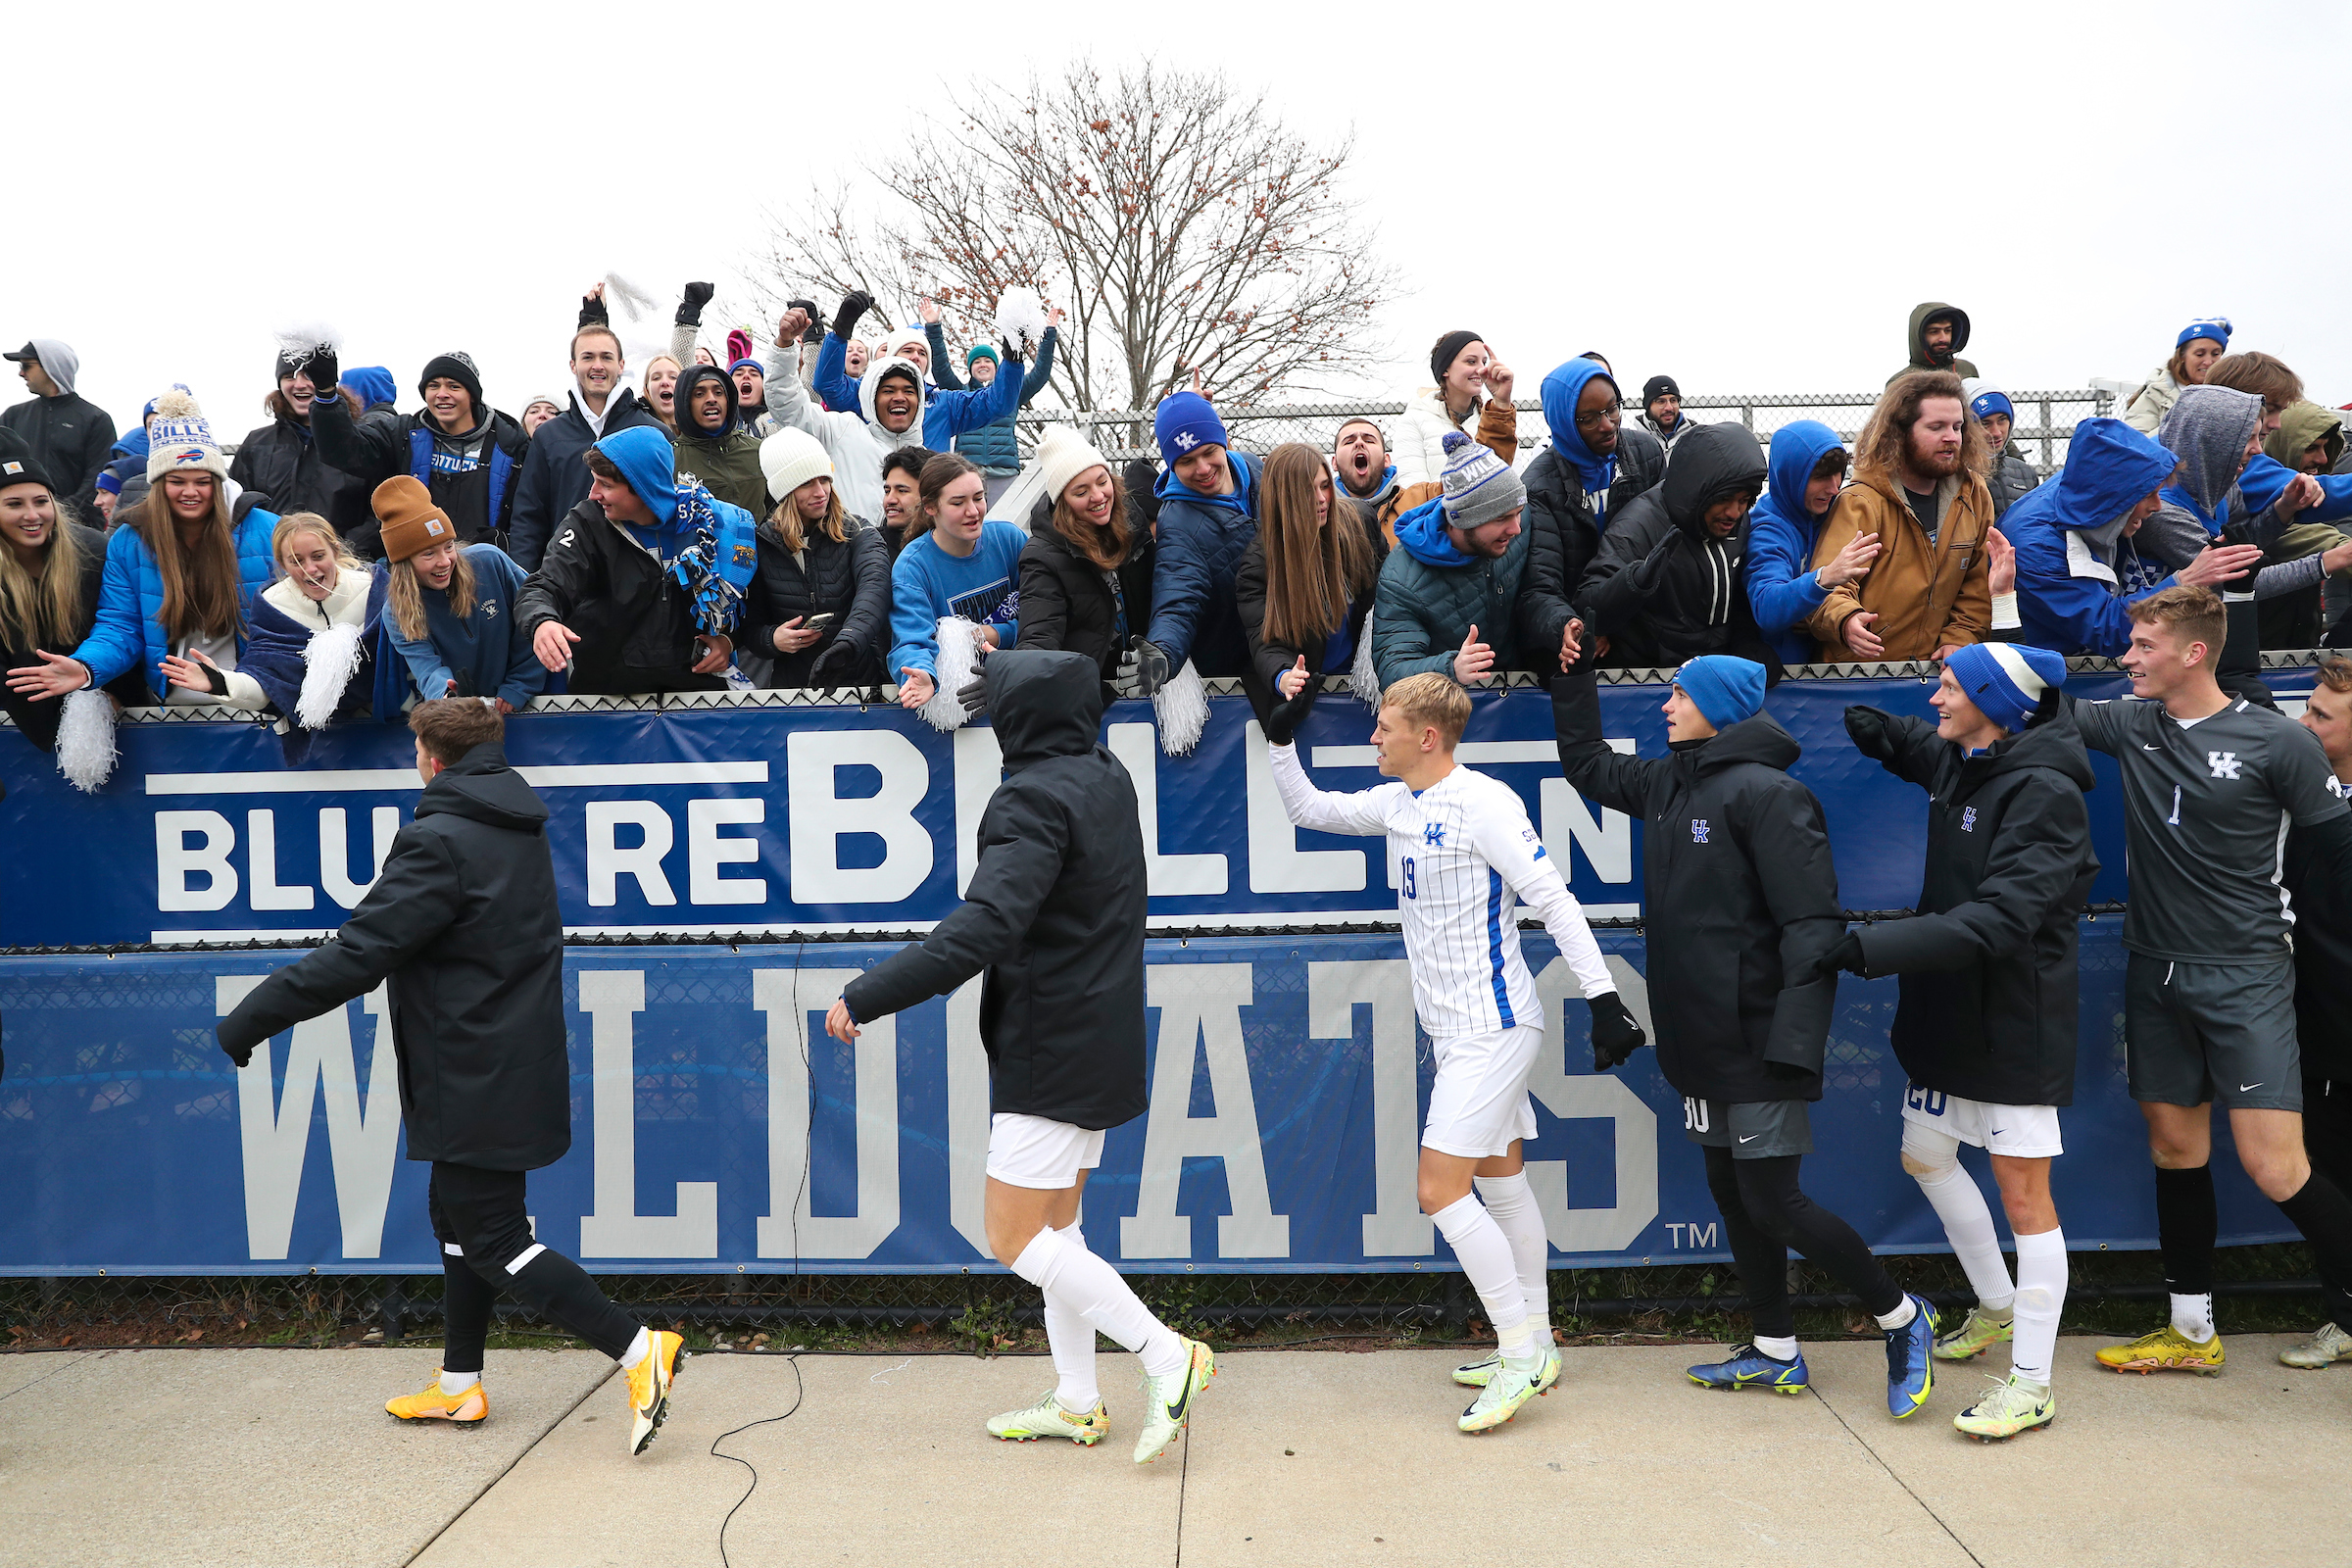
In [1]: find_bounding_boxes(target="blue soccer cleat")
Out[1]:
[1686,1344,1810,1395]
[1885,1294,1937,1419]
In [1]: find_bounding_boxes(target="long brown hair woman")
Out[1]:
[1236,442,1379,721]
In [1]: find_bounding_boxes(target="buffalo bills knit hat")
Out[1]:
[1437,431,1525,530]
[1154,391,1228,468]
[1673,656,1765,730]
[1945,642,2066,734]
[145,389,230,482]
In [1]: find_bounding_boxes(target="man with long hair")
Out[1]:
[1805,370,1995,662]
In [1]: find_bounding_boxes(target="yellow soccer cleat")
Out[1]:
[625,1330,687,1454]
[1952,1374,2055,1442]
[386,1372,487,1425]
[987,1390,1111,1446]
[2094,1324,2225,1375]
[1932,1306,2014,1362]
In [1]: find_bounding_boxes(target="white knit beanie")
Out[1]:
[760,426,833,504]
[145,389,229,482]
[1033,424,1112,504]
[880,327,928,362]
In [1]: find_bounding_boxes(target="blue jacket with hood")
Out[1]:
[2005,417,2180,658]
[2237,451,2352,525]
[812,331,1030,455]
[1144,450,1260,676]
[926,326,1059,474]
[1371,495,1530,688]
[74,504,282,698]
[1518,359,1666,662]
[1745,420,1847,666]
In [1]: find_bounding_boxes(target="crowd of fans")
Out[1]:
[3,297,2349,768]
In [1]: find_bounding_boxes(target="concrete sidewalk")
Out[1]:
[4,1337,2345,1566]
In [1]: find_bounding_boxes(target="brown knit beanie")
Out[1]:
[372,475,457,562]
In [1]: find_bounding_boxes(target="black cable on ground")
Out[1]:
[708,1352,804,1568]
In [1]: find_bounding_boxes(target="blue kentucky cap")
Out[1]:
[1153,391,1229,469]
[1945,642,2067,734]
[1673,656,1766,730]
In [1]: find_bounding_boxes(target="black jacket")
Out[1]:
[0,392,116,501]
[1516,424,1667,662]
[2286,784,2352,1079]
[1,521,147,744]
[1575,422,1774,671]
[1849,707,2098,1105]
[229,412,372,538]
[1552,666,1842,1102]
[314,397,530,548]
[1013,502,1155,695]
[215,745,571,1170]
[1234,531,1373,723]
[514,500,726,695]
[507,390,667,571]
[844,651,1149,1130]
[740,517,891,687]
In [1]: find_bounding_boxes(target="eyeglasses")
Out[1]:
[1574,408,1620,429]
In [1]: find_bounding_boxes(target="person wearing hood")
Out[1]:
[1550,645,1939,1414]
[1236,443,1378,725]
[738,428,890,689]
[508,320,667,572]
[520,395,563,437]
[1745,422,1876,667]
[827,650,1216,1464]
[1637,375,1694,454]
[1014,426,1155,697]
[1963,380,2041,519]
[304,345,529,553]
[817,291,1036,456]
[1395,331,1519,488]
[376,477,545,712]
[516,424,758,695]
[1138,389,1259,687]
[726,356,777,440]
[924,297,1062,501]
[1887,302,1979,385]
[92,393,165,524]
[231,346,371,535]
[1575,421,1775,671]
[1832,645,2096,1440]
[216,698,686,1453]
[763,305,922,526]
[1805,370,1996,662]
[2244,397,2352,644]
[1,339,116,503]
[2124,318,2231,436]
[887,453,1027,710]
[1517,358,1667,674]
[669,363,768,518]
[0,437,143,751]
[1371,432,1530,690]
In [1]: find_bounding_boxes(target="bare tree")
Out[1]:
[747,60,1396,415]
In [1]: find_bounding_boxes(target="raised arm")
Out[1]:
[1266,741,1396,838]
[1548,662,1662,818]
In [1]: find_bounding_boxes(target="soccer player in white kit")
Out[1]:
[1265,670,1645,1432]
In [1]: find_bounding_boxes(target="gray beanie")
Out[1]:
[1438,431,1525,530]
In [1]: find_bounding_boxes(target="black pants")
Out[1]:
[2306,1073,2352,1298]
[427,1161,640,1374]
[1703,1146,1903,1339]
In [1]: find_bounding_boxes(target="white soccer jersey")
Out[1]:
[1269,744,1615,1038]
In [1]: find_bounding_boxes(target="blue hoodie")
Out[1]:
[1144,449,1260,675]
[1539,360,1623,521]
[341,367,397,415]
[2005,417,2180,657]
[2237,451,2352,526]
[1743,420,1848,666]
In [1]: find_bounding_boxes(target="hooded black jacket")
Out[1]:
[506,388,667,572]
[1516,424,1666,666]
[514,500,726,694]
[2286,785,2352,1080]
[215,744,571,1170]
[1013,499,1155,695]
[1847,706,2098,1106]
[1886,301,1980,385]
[1575,422,1774,671]
[844,651,1150,1130]
[1552,665,1843,1102]
[739,514,891,687]
[0,391,116,501]
[230,411,372,537]
[1233,530,1374,723]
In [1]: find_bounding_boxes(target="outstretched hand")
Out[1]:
[825,999,859,1043]
[1840,610,1886,660]
[1557,616,1586,671]
[1985,526,2016,596]
[5,648,91,700]
[1453,623,1494,685]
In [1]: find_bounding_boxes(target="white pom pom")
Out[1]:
[919,617,982,732]
[1348,611,1383,709]
[1154,662,1209,756]
[270,320,342,367]
[604,271,661,321]
[296,621,366,729]
[994,286,1049,360]
[55,687,118,793]
[152,388,201,420]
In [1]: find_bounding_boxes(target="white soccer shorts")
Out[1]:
[1900,1082,2063,1159]
[986,1112,1106,1191]
[1422,1024,1544,1159]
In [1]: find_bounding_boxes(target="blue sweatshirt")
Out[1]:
[2237,451,2352,525]
[813,330,1029,453]
[390,543,547,708]
[887,520,1029,679]
[2007,417,2182,657]
[1744,420,1848,666]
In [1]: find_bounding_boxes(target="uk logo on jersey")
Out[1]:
[1423,822,1446,847]
[1961,807,1978,833]
[2208,751,2241,779]
[1690,818,1710,844]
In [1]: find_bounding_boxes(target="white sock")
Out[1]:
[2011,1226,2067,1388]
[440,1367,480,1396]
[1875,1296,1918,1332]
[1431,1193,1531,1360]
[619,1326,651,1369]
[2170,1291,2215,1343]
[1475,1172,1552,1346]
[1751,1335,1799,1362]
[1012,1225,1185,1381]
[1040,1224,1101,1411]
[1912,1161,2015,1315]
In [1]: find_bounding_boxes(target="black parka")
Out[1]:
[1014,500,1155,696]
[845,651,1149,1130]
[507,388,667,571]
[1848,707,2098,1106]
[216,745,571,1170]
[1575,421,1775,671]
[230,412,372,538]
[514,500,725,695]
[2286,792,2352,1081]
[1,520,149,743]
[1552,665,1843,1102]
[0,392,116,501]
[1516,424,1666,662]
[739,515,891,687]
[1234,530,1373,723]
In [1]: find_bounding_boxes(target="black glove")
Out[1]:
[831,290,874,340]
[677,281,715,326]
[577,290,609,328]
[956,673,989,718]
[217,1023,256,1070]
[1842,705,1895,760]
[1130,638,1170,699]
[304,346,339,395]
[1791,931,1866,987]
[808,638,858,687]
[1262,679,1319,747]
[787,299,824,343]
[1589,992,1646,1072]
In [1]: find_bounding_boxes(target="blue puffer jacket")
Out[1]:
[1371,496,1530,688]
[1145,451,1260,675]
[927,326,1058,474]
[73,506,280,698]
[2007,417,2180,658]
[1745,420,1847,666]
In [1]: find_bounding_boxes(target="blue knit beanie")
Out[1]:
[2177,318,2232,350]
[1944,643,2066,734]
[1154,391,1229,468]
[1962,378,2013,425]
[1674,656,1765,730]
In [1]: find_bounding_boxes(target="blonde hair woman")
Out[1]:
[376,476,544,713]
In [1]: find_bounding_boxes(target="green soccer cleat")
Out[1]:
[1458,1348,1556,1433]
[1133,1339,1216,1465]
[1933,1306,2016,1362]
[987,1389,1109,1446]
[1952,1374,2055,1442]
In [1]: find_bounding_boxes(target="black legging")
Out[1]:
[428,1162,641,1374]
[1703,1146,1903,1339]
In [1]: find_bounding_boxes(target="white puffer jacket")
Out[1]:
[1394,387,1487,488]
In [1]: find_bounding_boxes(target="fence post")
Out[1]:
[2040,397,2054,472]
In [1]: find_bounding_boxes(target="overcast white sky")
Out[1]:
[15,0,2350,439]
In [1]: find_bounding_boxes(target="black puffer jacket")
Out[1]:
[1575,422,1774,670]
[0,392,115,500]
[739,516,891,687]
[1552,664,1843,1102]
[514,500,725,694]
[845,652,1149,1130]
[1516,424,1666,663]
[1,520,148,744]
[2286,784,2352,1080]
[507,388,667,571]
[230,412,371,536]
[216,745,571,1170]
[1234,531,1373,723]
[1847,705,2098,1105]
[1986,450,2040,520]
[1013,502,1154,694]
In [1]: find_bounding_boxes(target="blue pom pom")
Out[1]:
[1441,431,1471,456]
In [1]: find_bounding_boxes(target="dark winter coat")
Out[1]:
[1371,497,1530,688]
[1886,301,1980,385]
[1575,421,1774,671]
[1986,451,2040,520]
[0,521,145,748]
[2286,785,2352,1080]
[0,392,116,500]
[844,652,1150,1130]
[229,412,370,537]
[1516,428,1667,663]
[1144,452,1259,677]
[1552,666,1843,1102]
[1013,502,1155,694]
[738,515,892,687]
[507,388,667,572]
[670,366,770,520]
[215,744,572,1170]
[1848,707,2099,1106]
[313,397,530,550]
[514,500,726,695]
[1234,531,1373,722]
